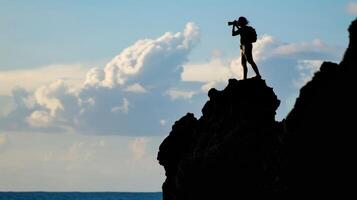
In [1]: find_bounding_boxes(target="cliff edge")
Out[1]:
[158,19,357,198]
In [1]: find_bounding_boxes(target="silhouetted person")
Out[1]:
[231,16,261,80]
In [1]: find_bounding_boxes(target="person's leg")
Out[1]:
[241,50,248,80]
[245,44,261,78]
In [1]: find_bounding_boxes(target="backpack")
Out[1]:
[246,26,257,43]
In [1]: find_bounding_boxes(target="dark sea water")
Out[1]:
[0,192,162,200]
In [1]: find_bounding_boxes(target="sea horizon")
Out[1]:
[0,191,163,200]
[0,191,162,193]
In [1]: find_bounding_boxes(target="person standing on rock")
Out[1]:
[230,16,261,79]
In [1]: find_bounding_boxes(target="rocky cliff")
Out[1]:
[283,19,357,195]
[158,19,357,198]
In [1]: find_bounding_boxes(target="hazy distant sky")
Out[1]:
[0,0,355,191]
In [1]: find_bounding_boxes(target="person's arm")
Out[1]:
[232,24,240,36]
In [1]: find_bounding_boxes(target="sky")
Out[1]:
[0,0,356,192]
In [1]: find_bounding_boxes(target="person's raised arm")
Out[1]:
[232,24,240,36]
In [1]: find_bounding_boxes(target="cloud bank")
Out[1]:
[0,23,342,135]
[0,64,87,96]
[0,23,200,136]
[181,35,340,94]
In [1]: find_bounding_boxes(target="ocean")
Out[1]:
[0,192,162,200]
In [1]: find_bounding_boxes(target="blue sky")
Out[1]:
[1,0,352,69]
[0,0,356,191]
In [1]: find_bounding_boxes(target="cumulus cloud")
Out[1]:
[84,22,200,88]
[26,110,53,127]
[0,21,343,135]
[84,68,105,87]
[21,79,81,130]
[347,2,357,14]
[0,22,200,136]
[33,80,66,116]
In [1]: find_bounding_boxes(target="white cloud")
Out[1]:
[347,2,357,14]
[182,59,233,83]
[0,24,343,136]
[0,22,200,135]
[33,80,66,116]
[111,98,130,114]
[26,110,53,127]
[85,22,200,88]
[84,68,105,87]
[165,89,195,100]
[124,83,147,93]
[0,64,88,95]
[293,60,323,87]
[129,137,148,160]
[24,79,80,128]
[271,38,331,56]
[182,59,237,92]
[0,16,347,194]
[252,35,276,60]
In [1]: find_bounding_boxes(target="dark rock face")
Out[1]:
[158,19,357,198]
[158,78,282,199]
[283,19,357,195]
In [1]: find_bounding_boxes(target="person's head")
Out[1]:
[237,16,249,27]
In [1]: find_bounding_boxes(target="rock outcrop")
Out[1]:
[158,19,357,198]
[283,19,357,195]
[158,78,283,199]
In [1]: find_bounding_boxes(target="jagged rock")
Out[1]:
[157,113,198,200]
[283,19,357,195]
[158,19,357,198]
[158,78,282,199]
